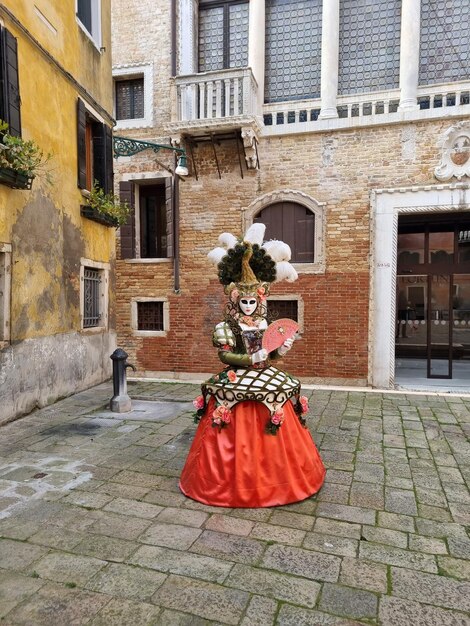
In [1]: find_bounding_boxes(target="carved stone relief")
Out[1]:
[435,123,470,181]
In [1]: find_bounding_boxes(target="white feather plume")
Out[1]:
[218,232,237,250]
[262,240,292,262]
[243,223,265,246]
[274,261,298,283]
[207,247,227,266]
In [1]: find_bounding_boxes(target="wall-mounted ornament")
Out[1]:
[434,123,470,181]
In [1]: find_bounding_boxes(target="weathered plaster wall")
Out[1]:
[0,1,115,423]
[0,331,116,426]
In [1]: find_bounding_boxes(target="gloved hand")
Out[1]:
[277,336,294,356]
[251,348,268,364]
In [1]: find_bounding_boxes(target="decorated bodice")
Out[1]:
[203,316,301,419]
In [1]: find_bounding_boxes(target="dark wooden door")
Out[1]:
[254,202,315,263]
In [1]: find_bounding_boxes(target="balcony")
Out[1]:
[168,67,261,137]
[262,80,470,136]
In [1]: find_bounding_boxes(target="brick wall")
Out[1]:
[111,1,465,384]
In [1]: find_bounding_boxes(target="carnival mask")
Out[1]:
[239,297,258,316]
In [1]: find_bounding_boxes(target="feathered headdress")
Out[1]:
[207,224,298,298]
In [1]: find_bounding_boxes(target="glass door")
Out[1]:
[396,215,470,382]
[453,274,470,376]
[427,275,452,378]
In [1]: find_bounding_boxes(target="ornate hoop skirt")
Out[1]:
[179,397,325,508]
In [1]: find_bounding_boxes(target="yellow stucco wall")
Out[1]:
[0,0,115,341]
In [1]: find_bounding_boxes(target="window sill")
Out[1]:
[76,17,102,52]
[124,258,173,264]
[292,262,325,274]
[115,119,153,130]
[0,167,34,190]
[132,330,168,338]
[81,205,119,227]
[80,326,108,334]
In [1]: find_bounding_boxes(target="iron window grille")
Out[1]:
[115,78,144,120]
[198,0,249,72]
[83,268,101,328]
[137,301,164,331]
[267,300,299,322]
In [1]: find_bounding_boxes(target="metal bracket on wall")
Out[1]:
[113,136,186,159]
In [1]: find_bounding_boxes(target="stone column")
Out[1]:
[248,0,265,112]
[179,0,197,74]
[319,0,340,119]
[398,0,421,111]
[179,0,198,119]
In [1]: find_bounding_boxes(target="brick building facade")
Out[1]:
[112,0,470,389]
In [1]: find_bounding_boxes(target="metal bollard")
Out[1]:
[110,348,136,413]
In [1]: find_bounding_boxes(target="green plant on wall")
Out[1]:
[86,181,130,226]
[0,120,52,183]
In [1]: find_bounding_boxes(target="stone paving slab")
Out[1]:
[0,380,469,624]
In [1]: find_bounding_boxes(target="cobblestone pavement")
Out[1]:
[0,380,470,625]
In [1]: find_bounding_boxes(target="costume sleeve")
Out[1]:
[218,350,252,367]
[212,322,235,348]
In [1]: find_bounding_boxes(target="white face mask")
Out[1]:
[239,297,258,316]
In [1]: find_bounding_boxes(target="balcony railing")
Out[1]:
[262,81,470,135]
[171,67,258,125]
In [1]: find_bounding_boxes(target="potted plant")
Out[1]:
[0,120,50,189]
[81,181,130,227]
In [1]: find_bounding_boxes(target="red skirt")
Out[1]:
[179,397,325,508]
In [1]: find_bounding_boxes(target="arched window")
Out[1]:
[254,201,315,263]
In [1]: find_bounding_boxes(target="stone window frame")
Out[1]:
[75,0,102,50]
[243,189,326,274]
[113,64,154,130]
[79,258,110,333]
[131,297,169,337]
[266,294,305,334]
[370,182,470,389]
[120,171,173,264]
[0,242,12,346]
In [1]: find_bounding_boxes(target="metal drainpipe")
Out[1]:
[171,0,177,77]
[171,0,180,294]
[173,158,180,294]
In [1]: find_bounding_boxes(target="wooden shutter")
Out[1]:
[0,26,21,137]
[292,203,315,263]
[104,125,113,194]
[92,122,105,190]
[119,181,135,259]
[92,122,113,193]
[77,98,87,189]
[255,202,315,263]
[165,177,174,258]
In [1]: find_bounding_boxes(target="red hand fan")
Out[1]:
[262,318,299,353]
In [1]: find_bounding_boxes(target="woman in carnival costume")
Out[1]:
[179,223,325,507]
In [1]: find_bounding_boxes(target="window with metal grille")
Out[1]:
[83,268,101,328]
[265,0,322,103]
[419,0,469,86]
[338,0,401,96]
[137,301,164,331]
[198,0,249,72]
[267,300,299,322]
[115,78,144,120]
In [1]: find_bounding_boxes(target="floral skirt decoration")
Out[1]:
[179,397,326,508]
